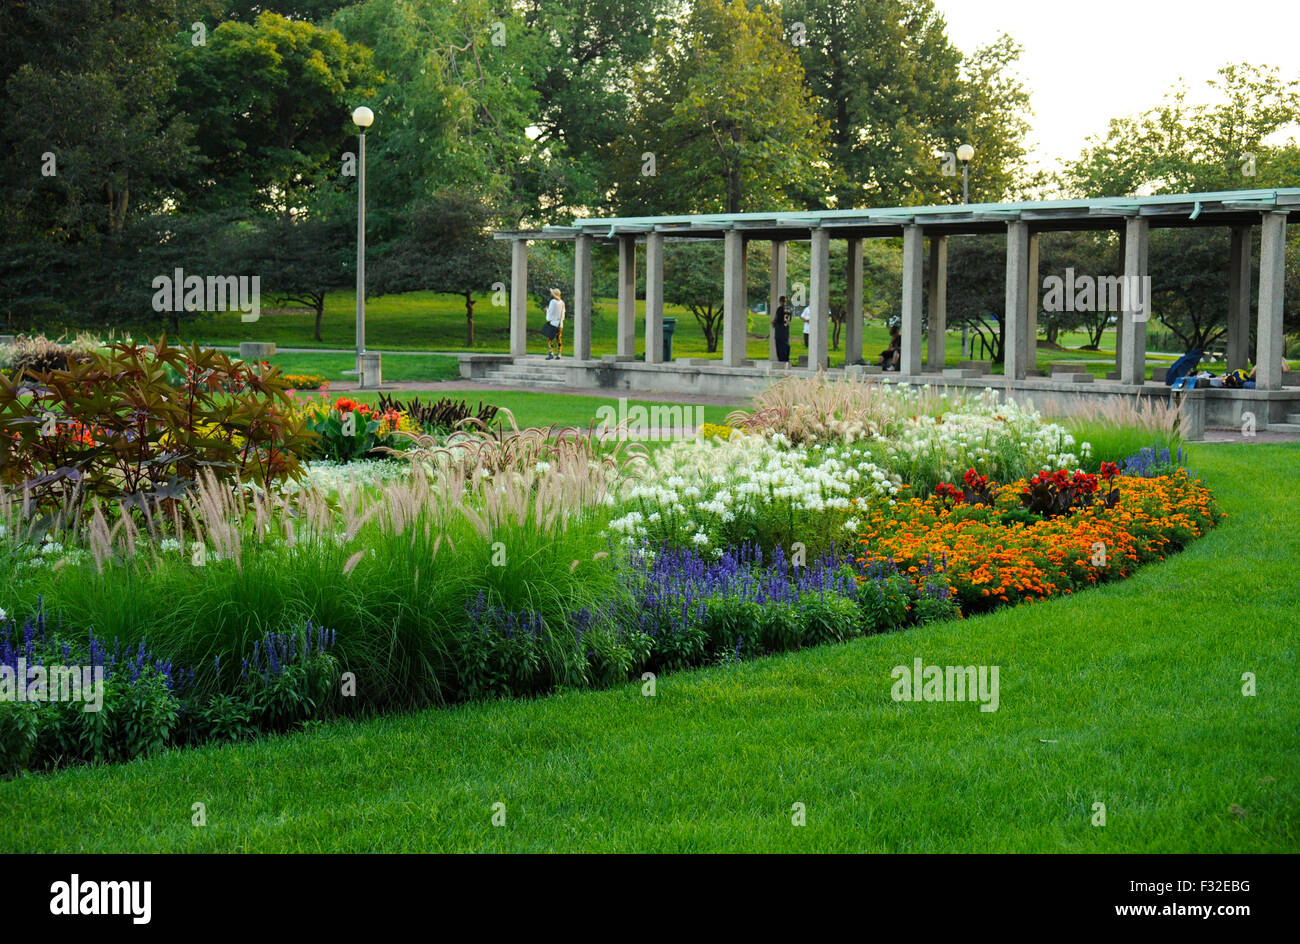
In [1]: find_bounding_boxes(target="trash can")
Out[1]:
[662,317,677,361]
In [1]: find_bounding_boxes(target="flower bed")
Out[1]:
[0,373,1224,776]
[856,468,1222,612]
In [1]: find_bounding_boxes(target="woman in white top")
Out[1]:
[544,287,566,359]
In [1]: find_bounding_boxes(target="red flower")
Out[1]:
[1100,461,1119,480]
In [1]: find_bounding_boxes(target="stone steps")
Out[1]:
[1267,422,1300,433]
[479,365,569,387]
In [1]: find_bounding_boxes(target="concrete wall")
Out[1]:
[459,354,1300,438]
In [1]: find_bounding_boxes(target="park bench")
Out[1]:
[1048,362,1094,384]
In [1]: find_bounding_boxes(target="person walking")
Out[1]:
[543,287,566,359]
[772,295,792,364]
[800,304,811,349]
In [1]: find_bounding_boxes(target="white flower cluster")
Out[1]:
[606,431,900,543]
[883,390,1078,483]
[6,533,88,570]
[280,459,412,496]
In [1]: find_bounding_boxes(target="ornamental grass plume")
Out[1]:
[728,372,897,444]
[1054,394,1185,441]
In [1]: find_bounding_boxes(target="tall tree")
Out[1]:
[0,0,197,239]
[369,192,508,346]
[521,0,668,213]
[172,12,374,214]
[1065,63,1300,198]
[1064,63,1300,351]
[242,209,354,342]
[783,0,1031,206]
[663,242,728,353]
[330,0,541,228]
[615,0,835,214]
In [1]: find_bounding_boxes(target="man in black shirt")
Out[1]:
[772,295,792,364]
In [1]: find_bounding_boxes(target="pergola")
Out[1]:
[495,187,1298,390]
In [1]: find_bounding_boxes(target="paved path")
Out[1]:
[214,346,465,357]
[1200,428,1300,444]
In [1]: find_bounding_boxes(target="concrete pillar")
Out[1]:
[845,237,864,367]
[723,230,747,366]
[644,232,665,364]
[808,228,831,371]
[1226,225,1252,372]
[572,234,592,361]
[1120,217,1150,385]
[740,238,749,342]
[617,235,637,358]
[1256,211,1288,390]
[1003,221,1030,380]
[1114,229,1125,375]
[509,238,528,356]
[926,235,947,371]
[900,225,924,376]
[768,241,787,364]
[1027,232,1040,371]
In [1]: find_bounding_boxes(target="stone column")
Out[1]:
[723,230,747,367]
[900,225,924,376]
[1026,232,1040,373]
[1119,217,1150,385]
[808,227,831,371]
[510,238,528,357]
[1226,225,1252,372]
[768,241,787,364]
[617,235,637,358]
[844,237,864,367]
[1113,228,1126,376]
[1003,221,1030,380]
[1256,211,1288,390]
[644,231,665,363]
[572,234,592,361]
[926,235,948,371]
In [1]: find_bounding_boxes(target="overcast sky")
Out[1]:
[935,0,1300,174]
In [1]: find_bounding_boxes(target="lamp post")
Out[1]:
[352,105,374,384]
[956,143,974,205]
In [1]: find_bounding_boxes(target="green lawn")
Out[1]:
[1,444,1294,853]
[335,390,744,431]
[178,287,1171,377]
[263,350,461,384]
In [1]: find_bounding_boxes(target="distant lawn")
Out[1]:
[1,443,1295,853]
[336,390,745,431]
[177,287,1164,375]
[260,350,461,384]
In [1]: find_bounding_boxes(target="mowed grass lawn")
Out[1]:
[261,350,462,384]
[330,391,744,431]
[182,288,1175,378]
[1,444,1295,852]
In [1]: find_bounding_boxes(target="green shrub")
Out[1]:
[0,338,314,510]
[376,394,499,435]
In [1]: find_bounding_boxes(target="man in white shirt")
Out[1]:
[544,287,566,359]
[800,305,811,349]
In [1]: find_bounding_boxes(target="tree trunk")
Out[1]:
[694,306,720,353]
[725,123,742,214]
[314,298,324,342]
[464,289,475,346]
